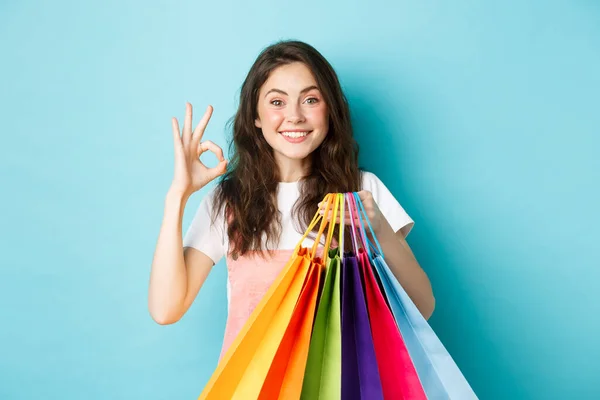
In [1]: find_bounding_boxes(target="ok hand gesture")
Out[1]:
[170,103,228,197]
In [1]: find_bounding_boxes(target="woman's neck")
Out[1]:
[276,154,311,183]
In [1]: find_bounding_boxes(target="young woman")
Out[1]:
[148,40,435,360]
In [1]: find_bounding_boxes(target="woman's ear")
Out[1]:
[254,118,262,128]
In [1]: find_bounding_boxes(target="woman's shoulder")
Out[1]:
[193,184,226,223]
[196,184,219,208]
[360,169,387,191]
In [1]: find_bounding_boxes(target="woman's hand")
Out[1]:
[169,103,228,198]
[318,190,388,235]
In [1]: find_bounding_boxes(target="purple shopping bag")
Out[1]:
[341,194,384,400]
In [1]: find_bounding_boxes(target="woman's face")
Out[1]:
[255,62,329,162]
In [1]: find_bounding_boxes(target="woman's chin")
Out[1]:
[275,147,314,161]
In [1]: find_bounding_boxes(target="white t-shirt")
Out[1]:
[183,171,414,265]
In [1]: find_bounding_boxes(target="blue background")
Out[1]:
[1,0,599,398]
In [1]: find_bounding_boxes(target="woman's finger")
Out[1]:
[318,210,364,224]
[190,105,213,152]
[204,160,229,181]
[197,140,226,162]
[171,117,185,158]
[182,102,193,148]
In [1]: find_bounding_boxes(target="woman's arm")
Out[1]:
[148,103,227,325]
[373,219,436,320]
[148,189,214,325]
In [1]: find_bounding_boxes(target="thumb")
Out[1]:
[207,159,228,180]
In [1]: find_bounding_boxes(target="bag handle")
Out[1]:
[346,193,367,258]
[337,193,345,257]
[307,193,336,259]
[321,192,341,263]
[352,192,384,258]
[325,193,345,265]
[295,193,332,254]
[346,192,382,259]
[345,193,361,255]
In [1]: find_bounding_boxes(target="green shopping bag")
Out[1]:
[301,193,344,399]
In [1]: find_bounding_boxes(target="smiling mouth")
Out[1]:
[279,130,312,138]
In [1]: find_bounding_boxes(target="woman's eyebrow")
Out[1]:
[264,85,319,98]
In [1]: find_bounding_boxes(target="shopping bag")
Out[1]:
[258,256,323,399]
[341,193,384,400]
[347,193,427,400]
[259,193,341,399]
[198,194,338,400]
[353,192,479,400]
[301,193,345,400]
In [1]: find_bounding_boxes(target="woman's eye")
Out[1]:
[271,98,318,106]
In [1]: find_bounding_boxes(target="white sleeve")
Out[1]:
[182,187,227,264]
[362,171,415,238]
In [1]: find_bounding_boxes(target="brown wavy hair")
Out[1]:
[212,39,363,260]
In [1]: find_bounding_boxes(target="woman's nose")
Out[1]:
[286,103,305,123]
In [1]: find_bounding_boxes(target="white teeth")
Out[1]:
[281,131,310,138]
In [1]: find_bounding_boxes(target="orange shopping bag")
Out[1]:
[198,194,338,400]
